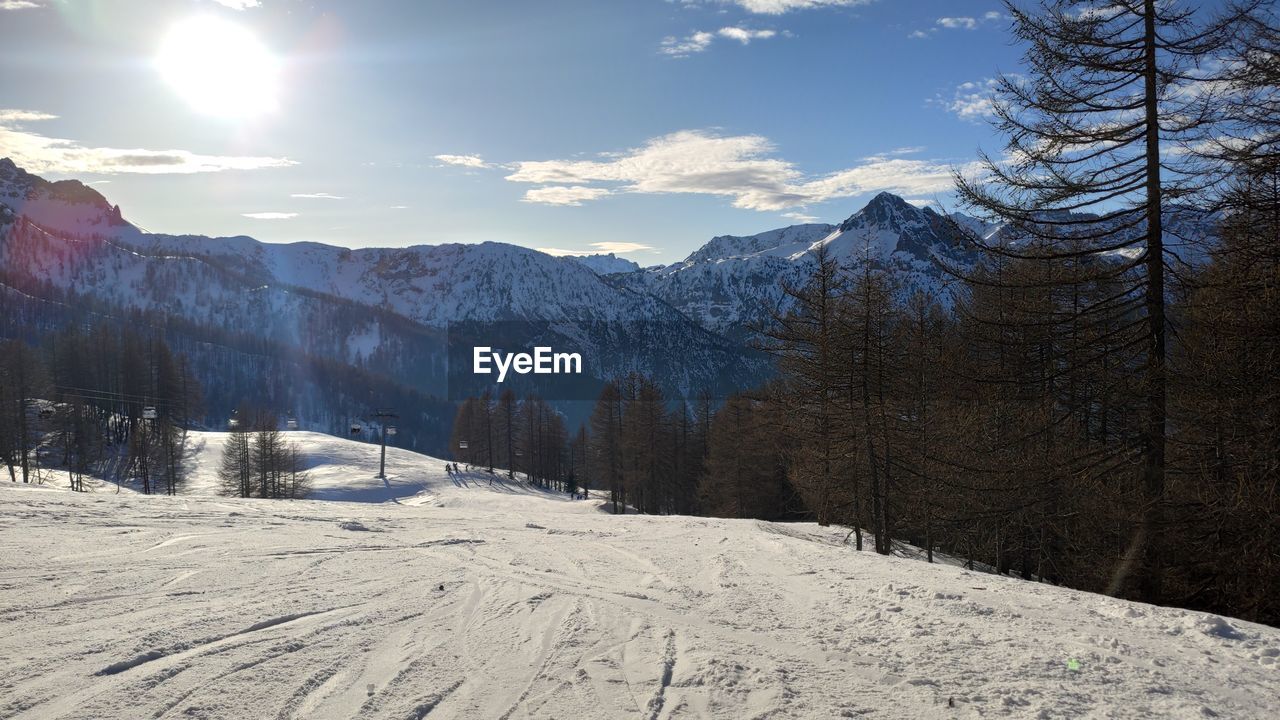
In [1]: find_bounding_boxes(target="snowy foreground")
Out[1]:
[1,433,1278,719]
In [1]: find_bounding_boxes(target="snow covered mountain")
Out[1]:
[0,158,708,331]
[0,159,767,412]
[616,193,981,339]
[0,157,1219,409]
[569,252,642,275]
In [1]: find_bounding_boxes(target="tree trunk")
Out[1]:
[1138,0,1168,603]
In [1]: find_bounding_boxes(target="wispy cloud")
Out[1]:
[290,192,344,200]
[212,0,261,9]
[0,110,295,175]
[717,27,777,44]
[0,109,57,123]
[521,186,612,206]
[661,26,778,57]
[434,154,492,169]
[506,130,966,212]
[782,211,820,223]
[660,31,716,57]
[535,247,582,257]
[720,0,875,14]
[932,78,1003,121]
[937,17,977,30]
[591,241,656,254]
[242,212,297,220]
[538,242,656,256]
[0,1,45,9]
[910,11,1005,39]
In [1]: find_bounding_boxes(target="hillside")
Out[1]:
[1,432,1277,719]
[0,158,769,414]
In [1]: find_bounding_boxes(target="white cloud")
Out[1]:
[782,211,820,223]
[0,111,295,175]
[434,154,491,169]
[661,27,779,56]
[717,27,777,44]
[212,0,261,9]
[660,31,716,57]
[934,78,1002,121]
[521,186,612,206]
[242,212,297,220]
[291,192,344,200]
[0,109,57,123]
[538,241,656,256]
[911,11,1004,38]
[389,205,409,209]
[722,0,875,14]
[506,130,965,212]
[0,1,44,9]
[535,245,581,257]
[937,17,977,30]
[591,241,656,254]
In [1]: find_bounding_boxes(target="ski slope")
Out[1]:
[1,432,1277,719]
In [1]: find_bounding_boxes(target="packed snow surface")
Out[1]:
[1,433,1277,719]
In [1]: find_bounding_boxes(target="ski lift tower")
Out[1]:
[372,408,398,479]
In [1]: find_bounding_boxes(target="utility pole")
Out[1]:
[372,408,398,479]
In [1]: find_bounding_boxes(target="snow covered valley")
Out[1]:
[1,433,1277,719]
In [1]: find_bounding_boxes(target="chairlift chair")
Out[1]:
[142,406,158,420]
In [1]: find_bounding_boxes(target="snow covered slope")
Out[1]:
[2,433,1278,719]
[179,430,583,507]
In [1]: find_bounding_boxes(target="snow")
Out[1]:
[2,432,1278,719]
[570,253,643,275]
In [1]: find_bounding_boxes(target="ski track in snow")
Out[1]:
[1,433,1278,719]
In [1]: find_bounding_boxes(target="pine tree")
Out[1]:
[955,0,1255,602]
[219,414,253,498]
[588,381,624,513]
[761,243,845,526]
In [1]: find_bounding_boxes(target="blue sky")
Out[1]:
[0,0,1024,262]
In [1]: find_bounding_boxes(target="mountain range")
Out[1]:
[4,156,1210,449]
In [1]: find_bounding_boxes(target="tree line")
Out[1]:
[450,389,585,495]
[450,1,1280,626]
[1,323,202,494]
[450,378,801,521]
[0,267,455,455]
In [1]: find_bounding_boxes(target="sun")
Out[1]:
[156,16,280,118]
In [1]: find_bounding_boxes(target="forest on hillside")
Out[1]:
[452,1,1280,626]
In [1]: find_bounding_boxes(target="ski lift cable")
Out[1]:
[54,392,180,409]
[53,385,183,404]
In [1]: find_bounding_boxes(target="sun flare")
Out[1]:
[156,16,280,118]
